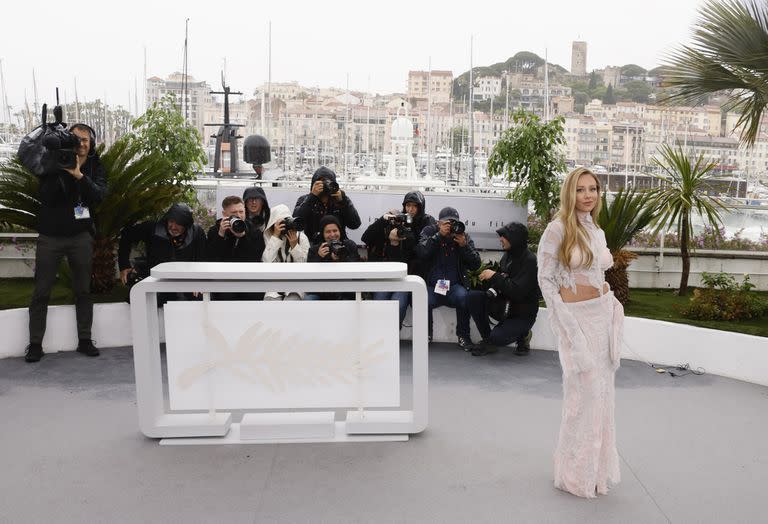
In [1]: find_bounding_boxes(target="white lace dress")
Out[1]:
[537,212,624,498]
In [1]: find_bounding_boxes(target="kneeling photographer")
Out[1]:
[362,191,435,329]
[22,115,106,362]
[262,204,309,300]
[468,222,540,357]
[118,203,206,305]
[306,215,360,301]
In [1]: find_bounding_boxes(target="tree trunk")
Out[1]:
[604,249,637,305]
[678,214,690,296]
[91,236,117,294]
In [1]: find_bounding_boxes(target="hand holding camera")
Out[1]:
[219,216,246,238]
[120,268,135,286]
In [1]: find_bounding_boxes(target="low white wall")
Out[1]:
[1,303,766,387]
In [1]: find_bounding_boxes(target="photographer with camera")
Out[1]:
[293,166,361,242]
[118,203,206,304]
[242,186,270,260]
[362,191,435,329]
[206,196,263,262]
[305,215,360,301]
[262,204,309,300]
[467,222,540,357]
[24,122,107,362]
[416,206,480,349]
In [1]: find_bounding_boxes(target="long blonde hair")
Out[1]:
[555,167,602,268]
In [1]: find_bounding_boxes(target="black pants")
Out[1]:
[29,232,93,345]
[468,289,537,347]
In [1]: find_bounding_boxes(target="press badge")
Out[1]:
[435,279,450,296]
[74,204,91,220]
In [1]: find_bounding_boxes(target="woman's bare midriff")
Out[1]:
[559,283,610,303]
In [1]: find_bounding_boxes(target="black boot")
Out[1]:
[25,343,43,363]
[471,340,498,357]
[77,339,100,357]
[514,332,531,356]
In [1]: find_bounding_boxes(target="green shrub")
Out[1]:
[680,272,768,321]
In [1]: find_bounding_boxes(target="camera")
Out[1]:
[450,220,466,235]
[18,95,80,175]
[228,215,246,234]
[42,126,80,170]
[282,216,304,232]
[327,239,348,260]
[322,178,340,195]
[388,213,414,238]
[486,287,499,299]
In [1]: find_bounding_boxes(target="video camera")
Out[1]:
[327,239,348,260]
[17,89,80,176]
[387,213,415,238]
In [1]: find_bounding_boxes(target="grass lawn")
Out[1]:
[1,278,766,338]
[0,278,128,310]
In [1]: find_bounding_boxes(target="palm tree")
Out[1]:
[0,136,188,293]
[649,145,728,295]
[598,188,656,305]
[662,0,768,146]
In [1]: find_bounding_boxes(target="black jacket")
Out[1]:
[361,191,435,277]
[308,238,360,262]
[242,186,270,258]
[488,222,540,316]
[206,219,263,262]
[36,155,107,237]
[416,223,481,289]
[117,204,206,274]
[293,166,361,242]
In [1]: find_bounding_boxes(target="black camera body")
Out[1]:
[327,239,348,260]
[282,216,304,232]
[228,215,247,234]
[18,99,80,176]
[322,178,340,196]
[450,220,466,235]
[42,127,79,170]
[388,213,414,238]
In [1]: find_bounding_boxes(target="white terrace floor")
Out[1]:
[1,342,766,524]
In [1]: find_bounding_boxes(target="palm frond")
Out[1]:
[0,157,40,230]
[598,188,656,253]
[661,0,768,145]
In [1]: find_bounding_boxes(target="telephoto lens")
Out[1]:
[229,216,247,234]
[283,216,304,231]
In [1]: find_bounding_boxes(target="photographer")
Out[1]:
[206,196,262,262]
[416,206,481,349]
[468,222,540,357]
[25,123,106,363]
[362,191,435,329]
[293,166,361,242]
[117,203,206,304]
[306,215,360,301]
[243,186,270,260]
[262,204,309,300]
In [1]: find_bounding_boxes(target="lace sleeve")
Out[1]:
[537,221,595,374]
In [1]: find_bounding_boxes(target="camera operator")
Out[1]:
[118,203,206,304]
[306,215,360,301]
[293,166,361,242]
[362,191,435,329]
[468,222,540,356]
[25,123,106,363]
[262,204,309,300]
[242,186,270,260]
[416,206,480,349]
[207,196,262,262]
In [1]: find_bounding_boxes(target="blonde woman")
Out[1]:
[537,167,624,498]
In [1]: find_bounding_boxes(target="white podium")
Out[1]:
[130,262,428,444]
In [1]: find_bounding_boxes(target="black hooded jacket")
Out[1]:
[293,166,361,242]
[117,203,206,274]
[36,155,107,237]
[361,190,435,277]
[242,186,269,259]
[488,222,540,316]
[416,221,481,289]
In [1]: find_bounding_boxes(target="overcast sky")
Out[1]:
[1,0,706,119]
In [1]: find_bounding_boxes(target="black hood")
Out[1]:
[311,166,337,186]
[243,186,270,225]
[496,222,528,257]
[162,203,194,229]
[402,191,425,218]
